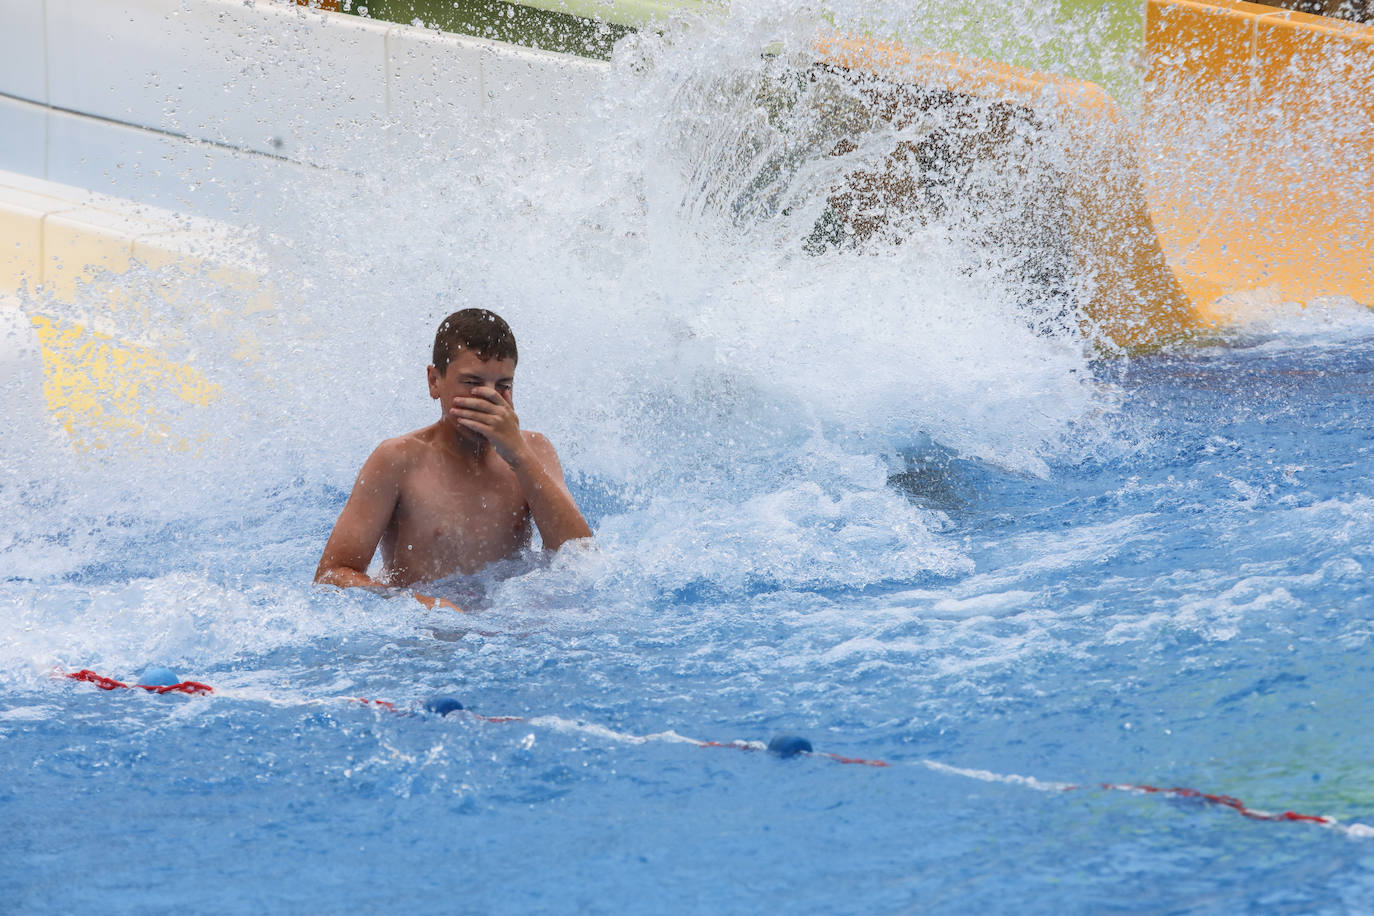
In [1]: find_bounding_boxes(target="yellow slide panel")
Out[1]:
[0,176,240,451]
[29,313,219,452]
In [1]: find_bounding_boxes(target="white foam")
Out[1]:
[0,574,428,689]
[0,704,58,722]
[30,1,1374,689]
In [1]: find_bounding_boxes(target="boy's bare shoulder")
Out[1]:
[519,430,570,476]
[521,429,562,458]
[370,425,443,466]
[521,429,553,448]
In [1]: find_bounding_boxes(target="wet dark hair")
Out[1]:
[432,308,518,373]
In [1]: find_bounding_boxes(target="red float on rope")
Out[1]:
[821,752,891,768]
[1090,783,1335,826]
[354,698,396,710]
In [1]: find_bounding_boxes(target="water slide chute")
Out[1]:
[1142,0,1373,326]
[810,0,1372,350]
[0,0,1370,446]
[810,33,1198,351]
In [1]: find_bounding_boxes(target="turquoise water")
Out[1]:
[4,4,1374,910]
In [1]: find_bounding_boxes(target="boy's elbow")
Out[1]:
[547,530,593,552]
[315,563,348,587]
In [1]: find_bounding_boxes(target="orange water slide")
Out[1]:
[1144,0,1374,325]
[818,0,1373,350]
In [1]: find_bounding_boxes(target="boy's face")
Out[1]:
[427,349,516,439]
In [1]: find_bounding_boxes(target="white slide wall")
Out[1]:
[0,0,610,449]
[0,0,609,224]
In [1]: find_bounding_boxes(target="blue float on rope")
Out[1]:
[424,695,465,717]
[137,666,181,688]
[767,735,813,758]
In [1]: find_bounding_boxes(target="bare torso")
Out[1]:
[377,426,534,585]
[315,357,590,610]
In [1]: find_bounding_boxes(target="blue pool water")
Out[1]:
[5,6,1374,911]
[8,324,1374,911]
[6,323,1374,912]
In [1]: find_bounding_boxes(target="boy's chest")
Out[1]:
[394,461,530,554]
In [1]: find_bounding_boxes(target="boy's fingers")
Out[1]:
[452,397,501,414]
[452,410,500,427]
[451,409,492,425]
[456,392,508,407]
[451,388,503,405]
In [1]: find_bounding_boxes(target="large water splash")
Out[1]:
[3,0,1140,674]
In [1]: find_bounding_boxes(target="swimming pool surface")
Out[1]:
[5,323,1374,912]
[5,7,1374,911]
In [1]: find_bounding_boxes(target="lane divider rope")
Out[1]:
[62,668,1373,838]
[69,668,214,696]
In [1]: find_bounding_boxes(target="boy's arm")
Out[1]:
[314,443,462,612]
[451,390,592,551]
[513,431,593,552]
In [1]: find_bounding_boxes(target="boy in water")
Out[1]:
[315,309,591,611]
